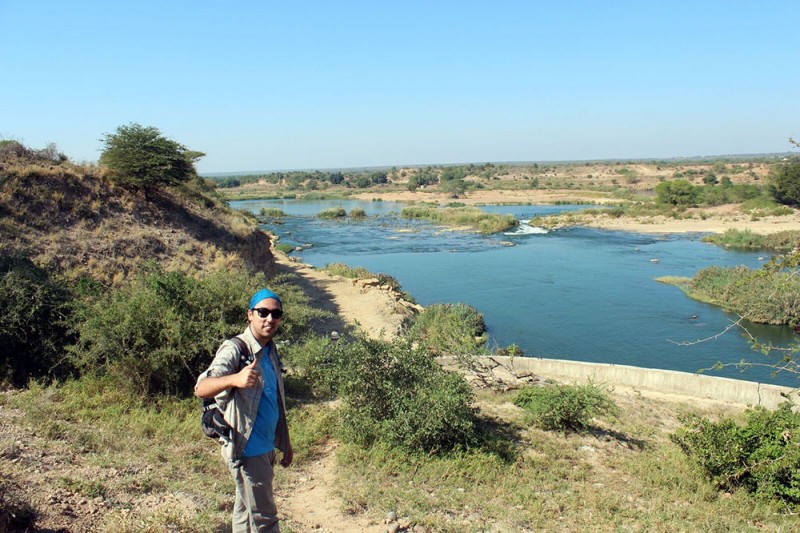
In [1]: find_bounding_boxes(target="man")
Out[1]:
[195,288,293,532]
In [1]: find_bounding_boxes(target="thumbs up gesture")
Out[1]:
[235,359,260,388]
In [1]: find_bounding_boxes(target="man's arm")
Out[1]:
[195,360,260,398]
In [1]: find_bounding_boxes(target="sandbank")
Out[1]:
[354,190,800,236]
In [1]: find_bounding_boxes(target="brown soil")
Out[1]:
[273,252,414,341]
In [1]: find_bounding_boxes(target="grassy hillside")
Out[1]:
[0,143,273,285]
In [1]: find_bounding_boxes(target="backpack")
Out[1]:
[201,337,253,440]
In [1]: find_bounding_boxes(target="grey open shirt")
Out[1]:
[196,327,291,465]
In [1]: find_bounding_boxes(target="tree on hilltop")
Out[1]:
[99,123,204,198]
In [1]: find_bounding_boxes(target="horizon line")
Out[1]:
[200,150,796,177]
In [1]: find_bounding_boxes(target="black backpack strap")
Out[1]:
[201,336,255,442]
[229,336,253,369]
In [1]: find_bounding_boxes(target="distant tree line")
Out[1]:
[204,154,798,202]
[654,157,800,207]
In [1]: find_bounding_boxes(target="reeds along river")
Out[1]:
[233,199,798,387]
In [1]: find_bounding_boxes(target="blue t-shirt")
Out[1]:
[241,350,279,457]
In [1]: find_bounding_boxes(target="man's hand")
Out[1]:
[234,360,260,388]
[280,443,293,467]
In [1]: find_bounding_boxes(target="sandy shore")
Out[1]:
[555,207,800,235]
[354,190,800,235]
[273,252,415,340]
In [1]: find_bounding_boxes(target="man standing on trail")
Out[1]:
[195,288,293,532]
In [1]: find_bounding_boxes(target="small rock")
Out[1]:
[387,524,400,533]
[386,510,397,521]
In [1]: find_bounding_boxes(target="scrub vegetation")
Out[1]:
[321,262,406,295]
[672,403,800,507]
[701,228,800,251]
[513,382,619,432]
[401,205,518,233]
[2,136,800,531]
[657,260,800,328]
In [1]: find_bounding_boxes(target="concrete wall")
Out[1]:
[483,356,798,409]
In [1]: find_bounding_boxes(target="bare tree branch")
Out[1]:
[667,315,752,346]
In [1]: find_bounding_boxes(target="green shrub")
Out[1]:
[513,383,618,432]
[290,335,477,453]
[317,207,347,219]
[349,208,367,219]
[495,344,525,357]
[68,264,326,396]
[688,264,800,326]
[408,303,487,356]
[0,254,76,386]
[320,263,412,302]
[259,207,286,217]
[323,262,372,279]
[701,229,766,249]
[741,195,782,212]
[769,160,800,206]
[702,229,800,252]
[763,230,800,251]
[275,243,294,254]
[400,206,518,234]
[655,180,699,206]
[769,205,795,216]
[672,403,800,507]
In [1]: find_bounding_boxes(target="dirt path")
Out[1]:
[279,443,387,533]
[274,252,415,340]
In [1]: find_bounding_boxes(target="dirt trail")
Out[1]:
[279,443,386,533]
[270,253,422,532]
[273,252,413,340]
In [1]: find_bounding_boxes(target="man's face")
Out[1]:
[247,297,282,343]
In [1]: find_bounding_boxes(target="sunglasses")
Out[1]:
[252,307,283,319]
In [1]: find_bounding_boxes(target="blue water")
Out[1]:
[234,199,798,387]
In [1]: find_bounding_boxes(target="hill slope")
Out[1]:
[0,150,273,284]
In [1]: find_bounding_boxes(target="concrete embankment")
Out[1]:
[478,355,798,409]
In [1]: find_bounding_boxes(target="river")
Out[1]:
[232,198,798,387]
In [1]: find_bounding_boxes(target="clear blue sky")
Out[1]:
[1,1,798,173]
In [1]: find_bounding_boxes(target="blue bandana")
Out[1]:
[249,288,282,309]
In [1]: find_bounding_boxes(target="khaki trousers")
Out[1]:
[227,450,279,533]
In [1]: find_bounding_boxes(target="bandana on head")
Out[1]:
[249,288,282,309]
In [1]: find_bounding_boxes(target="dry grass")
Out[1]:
[2,373,797,532]
[331,387,796,532]
[0,159,275,285]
